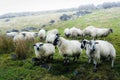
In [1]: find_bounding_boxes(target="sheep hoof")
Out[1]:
[63,59,70,65]
[93,68,97,72]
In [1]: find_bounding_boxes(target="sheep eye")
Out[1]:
[39,44,43,46]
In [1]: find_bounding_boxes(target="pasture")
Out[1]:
[0,7,120,80]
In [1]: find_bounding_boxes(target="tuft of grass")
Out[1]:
[0,35,15,54]
[15,40,34,60]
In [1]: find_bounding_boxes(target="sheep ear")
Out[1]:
[33,44,36,46]
[95,42,99,44]
[39,44,43,46]
[22,33,26,37]
[110,28,113,33]
[56,33,60,37]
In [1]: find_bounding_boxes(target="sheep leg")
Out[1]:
[88,58,91,64]
[111,58,114,68]
[93,59,97,72]
[63,55,69,65]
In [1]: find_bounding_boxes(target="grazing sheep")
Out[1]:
[69,27,79,39]
[20,32,38,41]
[83,26,113,39]
[45,33,57,44]
[69,27,83,39]
[81,39,116,72]
[6,32,19,38]
[83,26,96,38]
[47,29,59,35]
[13,33,26,42]
[64,28,70,38]
[38,29,46,40]
[77,28,84,38]
[96,28,113,38]
[33,42,55,61]
[53,35,82,64]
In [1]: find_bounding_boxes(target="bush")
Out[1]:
[0,35,15,54]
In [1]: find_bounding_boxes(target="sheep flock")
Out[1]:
[6,25,115,72]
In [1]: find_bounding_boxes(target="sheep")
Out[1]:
[69,27,79,39]
[20,31,38,41]
[45,33,57,44]
[53,34,82,65]
[81,39,116,72]
[64,28,70,38]
[69,27,84,39]
[33,42,55,62]
[13,33,26,42]
[47,29,59,35]
[96,28,113,38]
[83,26,113,39]
[38,29,46,40]
[83,26,96,39]
[6,32,19,38]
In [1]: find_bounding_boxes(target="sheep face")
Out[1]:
[109,28,113,33]
[33,43,43,51]
[65,33,70,38]
[53,34,60,46]
[81,39,89,49]
[88,40,99,52]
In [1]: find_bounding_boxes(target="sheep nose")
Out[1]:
[93,48,95,51]
[37,47,39,51]
[81,45,84,49]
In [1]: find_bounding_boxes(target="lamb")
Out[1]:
[38,29,46,40]
[53,34,82,64]
[33,42,55,61]
[64,28,70,38]
[81,39,116,72]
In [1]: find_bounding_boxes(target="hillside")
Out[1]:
[0,7,120,80]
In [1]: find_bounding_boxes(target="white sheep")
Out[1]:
[69,27,79,39]
[83,26,96,38]
[6,32,19,38]
[81,39,116,72]
[69,27,83,39]
[13,33,26,42]
[96,28,113,38]
[47,29,59,35]
[20,31,38,41]
[53,35,82,64]
[64,28,70,38]
[83,26,113,39]
[33,42,55,61]
[45,33,57,44]
[38,29,46,40]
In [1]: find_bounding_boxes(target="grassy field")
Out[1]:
[0,7,120,80]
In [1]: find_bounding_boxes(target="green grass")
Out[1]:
[0,7,120,80]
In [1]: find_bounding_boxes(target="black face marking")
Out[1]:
[39,44,43,46]
[53,34,59,46]
[110,28,113,33]
[37,47,40,51]
[81,40,86,49]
